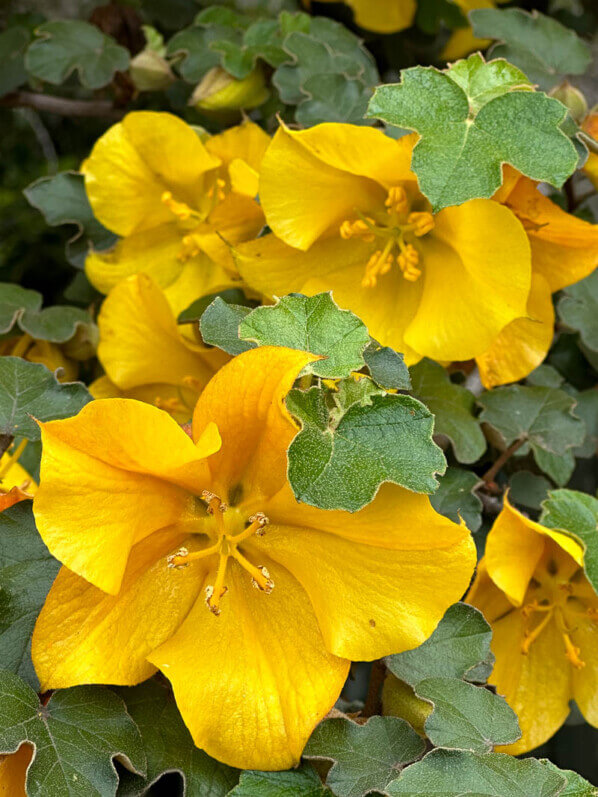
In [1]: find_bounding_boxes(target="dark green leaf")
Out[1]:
[0,357,91,441]
[239,293,370,379]
[539,761,598,796]
[0,670,145,797]
[229,765,325,797]
[26,20,130,89]
[569,388,598,458]
[508,471,551,510]
[0,502,60,690]
[24,172,116,269]
[367,54,578,211]
[0,25,31,96]
[0,283,92,343]
[304,716,425,797]
[177,289,254,325]
[115,679,238,796]
[387,749,567,796]
[363,341,411,391]
[533,446,575,486]
[558,269,598,354]
[410,360,486,464]
[199,297,254,356]
[526,364,565,388]
[166,25,222,82]
[430,468,482,532]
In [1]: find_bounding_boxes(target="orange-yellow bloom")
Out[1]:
[235,123,532,365]
[90,273,228,421]
[83,112,269,316]
[0,335,78,383]
[31,347,475,770]
[467,495,598,753]
[0,441,36,513]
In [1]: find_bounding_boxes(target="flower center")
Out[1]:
[166,490,273,616]
[339,186,435,288]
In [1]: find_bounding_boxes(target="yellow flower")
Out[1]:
[316,0,416,33]
[0,335,78,383]
[467,495,598,754]
[0,743,32,796]
[83,112,269,316]
[235,123,532,365]
[0,440,36,513]
[581,112,598,191]
[31,347,475,770]
[476,169,598,388]
[90,273,228,421]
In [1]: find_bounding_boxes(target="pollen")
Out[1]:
[385,186,409,215]
[563,633,585,669]
[161,191,195,221]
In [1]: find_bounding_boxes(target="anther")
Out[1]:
[385,186,408,215]
[161,191,193,221]
[167,547,190,569]
[249,512,269,536]
[251,565,274,594]
[408,211,435,237]
[563,632,585,669]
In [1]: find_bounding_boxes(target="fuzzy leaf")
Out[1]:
[0,503,60,690]
[26,20,130,89]
[0,670,145,797]
[0,25,31,96]
[177,289,254,325]
[508,471,551,510]
[410,360,486,464]
[0,283,92,343]
[199,297,254,356]
[367,54,578,211]
[304,716,425,797]
[430,468,482,532]
[539,761,598,796]
[558,269,598,354]
[229,765,326,797]
[0,357,91,441]
[239,293,370,379]
[363,341,411,391]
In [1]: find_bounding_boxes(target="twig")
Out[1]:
[0,91,124,119]
[18,108,58,173]
[481,437,526,485]
[362,659,386,718]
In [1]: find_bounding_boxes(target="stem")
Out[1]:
[481,437,526,485]
[0,92,124,119]
[362,659,386,718]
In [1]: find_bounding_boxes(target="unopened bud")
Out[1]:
[130,50,174,92]
[549,81,588,124]
[190,65,269,113]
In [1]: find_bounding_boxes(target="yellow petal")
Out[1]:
[0,456,36,495]
[32,529,204,689]
[476,273,554,389]
[570,615,598,728]
[583,152,598,191]
[200,191,265,269]
[97,273,224,392]
[505,177,598,291]
[83,111,220,236]
[90,376,202,423]
[34,399,219,593]
[406,199,531,361]
[320,0,416,34]
[259,125,415,250]
[228,159,259,197]
[255,504,476,660]
[0,744,33,796]
[441,27,491,62]
[205,119,270,174]
[163,254,241,319]
[0,486,33,513]
[192,347,316,502]
[148,557,349,770]
[27,340,78,383]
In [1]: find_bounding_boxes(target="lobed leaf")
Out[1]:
[0,25,31,96]
[430,468,482,532]
[558,269,598,355]
[0,282,92,343]
[199,297,254,356]
[229,765,326,797]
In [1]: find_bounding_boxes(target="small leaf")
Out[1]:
[0,25,31,96]
[387,749,567,796]
[229,765,326,797]
[0,670,145,797]
[430,468,482,532]
[115,679,238,796]
[386,603,494,687]
[540,488,598,595]
[287,390,446,512]
[470,8,592,91]
[0,502,60,690]
[508,471,551,510]
[0,357,91,441]
[367,53,578,211]
[539,761,598,796]
[0,282,92,343]
[24,172,116,269]
[410,359,486,464]
[177,288,254,325]
[304,716,425,797]
[26,20,130,89]
[239,293,370,379]
[558,269,598,354]
[569,387,598,458]
[415,677,520,753]
[363,341,411,390]
[199,297,254,356]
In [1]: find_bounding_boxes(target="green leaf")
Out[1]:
[470,8,592,91]
[508,471,551,510]
[0,357,91,441]
[239,293,370,379]
[526,364,565,388]
[0,670,145,797]
[229,765,326,797]
[363,341,411,391]
[430,468,482,532]
[0,25,31,96]
[386,603,494,687]
[410,360,486,464]
[367,54,578,211]
[539,761,598,796]
[177,289,255,325]
[0,283,92,343]
[26,20,130,89]
[533,446,575,486]
[115,679,238,796]
[166,25,222,82]
[287,390,446,511]
[558,269,598,354]
[569,387,598,458]
[415,677,520,753]
[199,297,254,356]
[24,172,116,269]
[0,502,60,690]
[304,716,425,797]
[540,488,598,594]
[387,749,567,796]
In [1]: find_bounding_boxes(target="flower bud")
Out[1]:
[130,50,174,92]
[190,65,269,113]
[549,81,588,124]
[61,322,99,361]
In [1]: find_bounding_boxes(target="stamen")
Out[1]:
[154,396,188,414]
[0,439,28,481]
[397,242,421,282]
[587,607,598,621]
[231,548,274,594]
[385,186,408,215]
[339,218,375,242]
[178,234,202,262]
[407,211,435,237]
[232,513,270,543]
[161,191,196,221]
[206,178,227,202]
[205,551,229,616]
[521,600,553,620]
[182,375,204,392]
[167,542,220,569]
[361,239,394,288]
[563,632,585,669]
[521,609,554,654]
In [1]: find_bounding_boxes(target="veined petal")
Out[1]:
[571,617,598,728]
[406,199,531,361]
[148,557,349,771]
[205,119,270,174]
[506,177,598,291]
[192,347,317,502]
[83,111,220,236]
[32,529,204,689]
[163,254,241,319]
[255,521,476,660]
[476,273,554,389]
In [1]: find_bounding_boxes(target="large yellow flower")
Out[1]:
[235,123,532,365]
[467,495,598,754]
[83,112,269,316]
[31,347,475,770]
[90,273,228,421]
[0,441,36,513]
